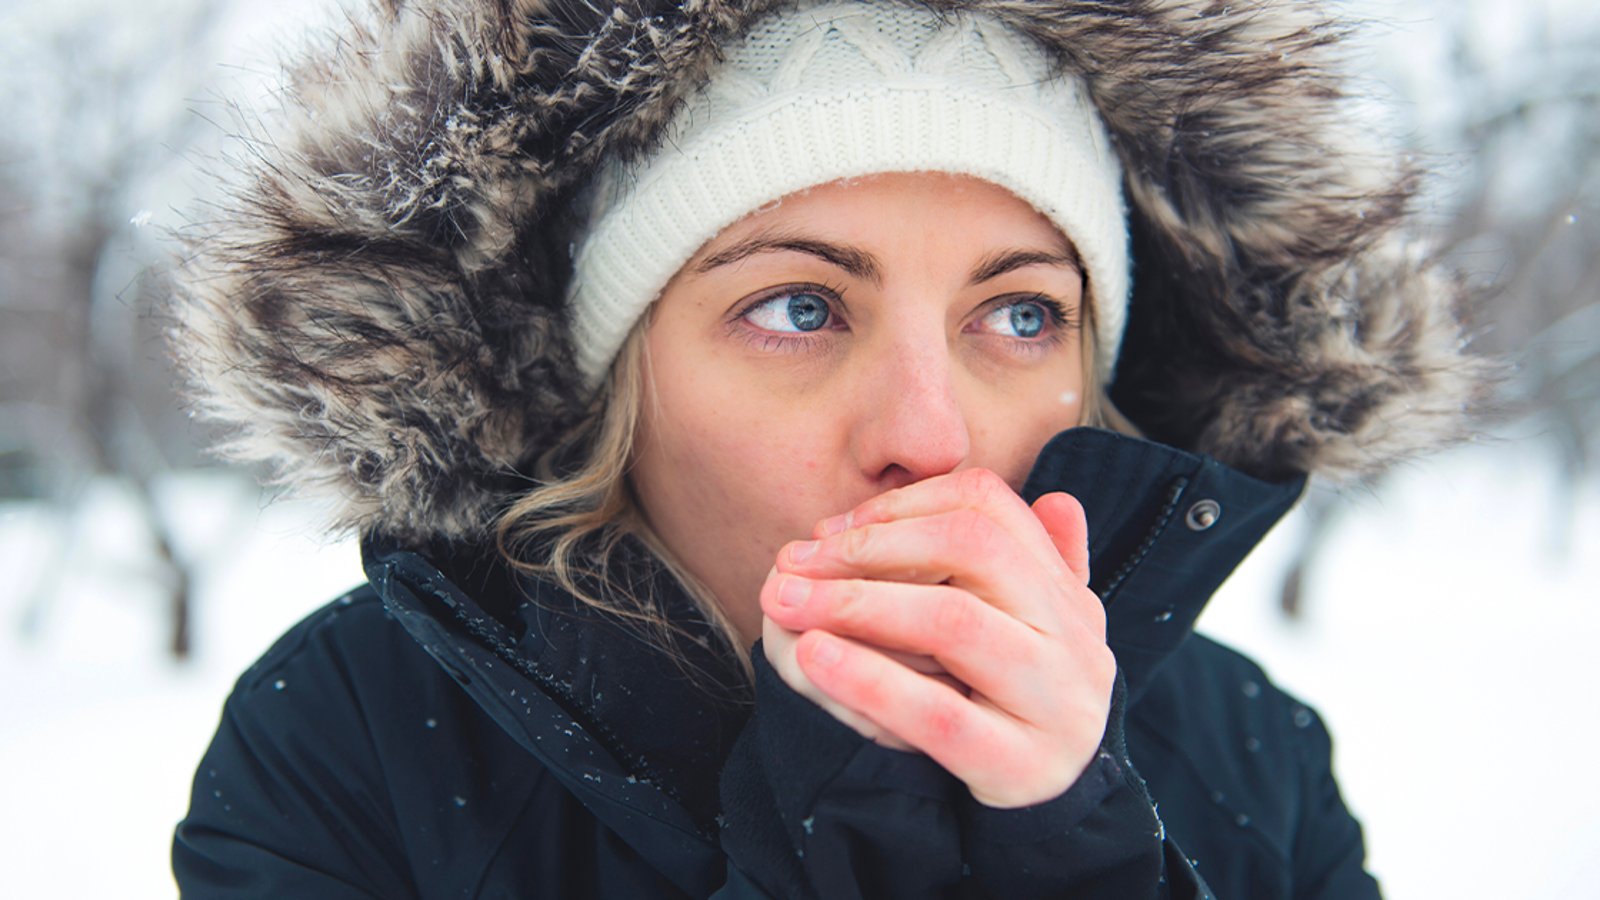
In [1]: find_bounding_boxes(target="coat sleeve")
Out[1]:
[714,649,1214,899]
[955,669,1214,899]
[172,605,417,900]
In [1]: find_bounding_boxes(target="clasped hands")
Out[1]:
[761,468,1115,810]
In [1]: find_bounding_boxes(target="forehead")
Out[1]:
[695,172,1072,259]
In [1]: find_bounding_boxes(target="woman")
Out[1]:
[170,1,1487,897]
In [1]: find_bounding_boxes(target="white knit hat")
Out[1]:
[568,0,1129,388]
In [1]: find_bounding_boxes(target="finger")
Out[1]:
[795,630,1025,783]
[799,630,1117,808]
[780,509,1064,627]
[816,469,1071,583]
[874,647,970,696]
[1030,492,1090,585]
[761,616,914,750]
[761,574,1053,712]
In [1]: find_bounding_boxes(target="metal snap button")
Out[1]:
[1185,499,1221,531]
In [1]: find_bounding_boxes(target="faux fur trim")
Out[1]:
[168,0,1494,542]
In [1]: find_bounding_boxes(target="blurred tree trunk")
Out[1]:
[1,0,230,660]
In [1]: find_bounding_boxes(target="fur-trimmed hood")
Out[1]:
[170,0,1491,544]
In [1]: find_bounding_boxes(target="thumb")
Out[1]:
[1031,491,1090,586]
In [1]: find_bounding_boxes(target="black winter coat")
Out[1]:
[175,429,1381,898]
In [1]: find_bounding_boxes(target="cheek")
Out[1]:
[634,338,837,554]
[964,370,1085,487]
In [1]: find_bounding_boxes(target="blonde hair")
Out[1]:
[495,301,1135,683]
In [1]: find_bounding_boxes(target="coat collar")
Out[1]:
[363,426,1301,875]
[1021,429,1304,700]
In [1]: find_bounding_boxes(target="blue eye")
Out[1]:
[744,291,832,333]
[978,298,1053,338]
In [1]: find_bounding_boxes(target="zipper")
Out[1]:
[1100,476,1189,604]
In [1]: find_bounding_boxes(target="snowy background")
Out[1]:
[1,0,1597,897]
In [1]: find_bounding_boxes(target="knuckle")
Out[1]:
[1055,581,1106,634]
[920,694,969,745]
[1009,630,1048,673]
[834,523,874,564]
[823,579,865,624]
[941,507,996,552]
[955,467,1007,507]
[930,590,984,652]
[852,669,891,710]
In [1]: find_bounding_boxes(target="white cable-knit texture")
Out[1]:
[569,1,1129,387]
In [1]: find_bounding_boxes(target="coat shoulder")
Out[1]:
[233,585,396,686]
[176,587,566,898]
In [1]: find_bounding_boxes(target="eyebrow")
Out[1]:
[969,247,1082,284]
[693,228,1082,286]
[695,231,882,284]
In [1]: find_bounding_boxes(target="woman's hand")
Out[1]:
[759,468,1115,809]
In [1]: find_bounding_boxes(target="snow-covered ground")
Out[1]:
[0,473,366,897]
[2,437,1596,898]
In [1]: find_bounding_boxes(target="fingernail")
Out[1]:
[809,633,841,667]
[790,540,819,563]
[820,513,851,536]
[777,576,811,608]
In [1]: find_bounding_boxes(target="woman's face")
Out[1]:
[630,172,1087,642]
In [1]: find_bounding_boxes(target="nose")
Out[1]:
[849,336,970,490]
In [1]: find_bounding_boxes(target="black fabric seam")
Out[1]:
[176,821,397,900]
[466,781,550,898]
